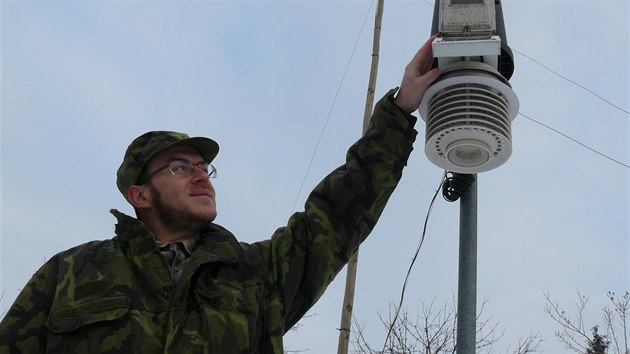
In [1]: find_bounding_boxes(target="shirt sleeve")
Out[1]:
[0,259,58,353]
[263,88,418,330]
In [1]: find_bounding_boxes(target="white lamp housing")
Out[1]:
[419,0,519,173]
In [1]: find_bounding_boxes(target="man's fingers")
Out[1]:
[410,33,438,74]
[422,67,442,86]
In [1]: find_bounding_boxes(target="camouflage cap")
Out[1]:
[116,131,219,202]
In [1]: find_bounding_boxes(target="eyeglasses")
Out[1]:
[138,159,217,185]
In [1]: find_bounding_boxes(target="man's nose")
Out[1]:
[190,165,209,181]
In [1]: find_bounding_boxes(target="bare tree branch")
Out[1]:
[283,312,317,353]
[543,291,590,352]
[510,332,543,354]
[545,290,630,354]
[352,296,540,354]
[604,291,630,354]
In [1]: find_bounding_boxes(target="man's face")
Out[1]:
[143,145,217,231]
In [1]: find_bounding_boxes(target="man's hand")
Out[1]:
[394,34,443,114]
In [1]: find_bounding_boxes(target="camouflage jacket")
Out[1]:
[0,89,418,353]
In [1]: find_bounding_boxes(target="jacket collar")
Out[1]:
[109,209,244,262]
[110,209,157,255]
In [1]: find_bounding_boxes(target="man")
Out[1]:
[0,35,441,353]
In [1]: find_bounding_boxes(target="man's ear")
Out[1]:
[127,185,152,209]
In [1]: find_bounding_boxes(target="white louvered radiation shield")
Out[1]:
[418,61,519,173]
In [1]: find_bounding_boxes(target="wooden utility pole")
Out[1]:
[337,1,384,353]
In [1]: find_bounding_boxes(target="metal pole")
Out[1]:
[456,174,477,354]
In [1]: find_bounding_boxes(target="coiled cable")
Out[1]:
[442,172,476,202]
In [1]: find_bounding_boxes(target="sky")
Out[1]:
[1,1,628,353]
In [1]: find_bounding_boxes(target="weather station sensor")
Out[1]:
[419,0,519,173]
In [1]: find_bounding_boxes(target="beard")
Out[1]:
[148,184,214,234]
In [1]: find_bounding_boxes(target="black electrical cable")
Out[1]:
[381,171,445,353]
[381,171,475,350]
[442,172,476,202]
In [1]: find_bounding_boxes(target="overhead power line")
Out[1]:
[513,49,630,116]
[519,112,630,169]
[290,1,374,214]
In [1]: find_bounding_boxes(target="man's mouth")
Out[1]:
[191,191,212,198]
